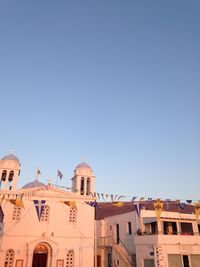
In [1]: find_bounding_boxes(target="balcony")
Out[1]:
[135,231,200,246]
[98,236,113,247]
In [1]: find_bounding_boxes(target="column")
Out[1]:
[26,250,33,267]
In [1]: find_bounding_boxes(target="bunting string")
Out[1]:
[0,183,199,208]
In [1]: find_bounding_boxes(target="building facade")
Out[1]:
[1,153,200,267]
[0,154,95,267]
[95,202,200,267]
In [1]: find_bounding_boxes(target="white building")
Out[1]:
[95,202,200,267]
[0,154,96,267]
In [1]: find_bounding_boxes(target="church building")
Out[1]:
[0,154,96,267]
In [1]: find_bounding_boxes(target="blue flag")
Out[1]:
[33,200,46,221]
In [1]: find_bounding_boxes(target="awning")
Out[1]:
[143,217,157,224]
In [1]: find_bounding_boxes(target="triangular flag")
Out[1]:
[153,200,163,220]
[101,194,105,202]
[113,195,118,202]
[113,202,124,207]
[134,203,140,216]
[117,195,125,201]
[9,199,24,208]
[177,202,186,210]
[194,202,200,220]
[33,200,46,221]
[62,201,76,209]
[86,201,98,207]
[57,169,63,180]
[0,195,5,206]
[0,206,4,223]
[131,196,137,202]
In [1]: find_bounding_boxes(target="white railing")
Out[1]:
[98,236,136,267]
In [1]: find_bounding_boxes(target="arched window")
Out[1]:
[8,171,14,182]
[1,170,7,181]
[4,249,15,267]
[8,171,14,190]
[86,178,90,195]
[41,205,50,222]
[69,208,76,223]
[80,177,84,195]
[12,206,21,221]
[66,250,74,267]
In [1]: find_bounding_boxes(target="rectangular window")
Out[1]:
[115,224,120,244]
[143,259,154,267]
[163,221,177,235]
[181,222,193,235]
[127,222,132,235]
[66,250,74,267]
[190,255,200,267]
[97,255,101,267]
[69,208,76,223]
[12,206,21,221]
[151,222,157,234]
[168,254,182,267]
[40,205,49,222]
[108,254,112,267]
[182,255,189,267]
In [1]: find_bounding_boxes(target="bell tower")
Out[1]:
[0,154,21,190]
[71,162,95,196]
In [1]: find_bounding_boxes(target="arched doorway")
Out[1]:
[32,243,51,267]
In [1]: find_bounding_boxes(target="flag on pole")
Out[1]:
[36,168,41,178]
[57,169,63,179]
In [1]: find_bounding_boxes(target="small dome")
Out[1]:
[76,162,92,170]
[1,154,20,162]
[22,179,46,189]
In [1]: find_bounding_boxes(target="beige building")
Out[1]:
[0,154,96,267]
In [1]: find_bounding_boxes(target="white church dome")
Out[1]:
[74,162,93,176]
[1,154,20,162]
[76,162,92,170]
[22,179,46,189]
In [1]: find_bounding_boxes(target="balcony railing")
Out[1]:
[136,230,200,236]
[98,236,113,247]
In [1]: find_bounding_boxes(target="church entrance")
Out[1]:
[32,243,49,267]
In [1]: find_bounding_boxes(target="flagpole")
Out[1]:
[56,174,58,186]
[56,169,63,187]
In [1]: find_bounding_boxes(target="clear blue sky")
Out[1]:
[0,0,199,201]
